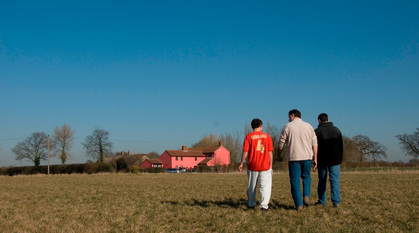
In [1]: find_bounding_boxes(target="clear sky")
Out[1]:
[1,0,418,166]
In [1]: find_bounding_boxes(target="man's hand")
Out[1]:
[312,160,317,172]
[277,148,284,162]
[312,147,318,172]
[239,152,248,172]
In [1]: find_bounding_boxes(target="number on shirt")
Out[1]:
[256,140,265,153]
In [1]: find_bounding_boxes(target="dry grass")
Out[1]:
[0,170,418,232]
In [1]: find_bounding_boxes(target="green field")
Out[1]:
[0,170,418,232]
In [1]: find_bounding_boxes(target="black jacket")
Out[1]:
[315,122,343,166]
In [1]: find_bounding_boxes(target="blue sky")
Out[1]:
[1,0,418,166]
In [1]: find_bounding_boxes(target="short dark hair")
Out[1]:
[318,113,329,122]
[251,118,263,129]
[288,109,301,118]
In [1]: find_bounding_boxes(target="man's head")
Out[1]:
[251,118,263,130]
[318,113,329,123]
[288,109,301,122]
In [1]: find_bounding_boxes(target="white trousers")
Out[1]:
[247,169,272,209]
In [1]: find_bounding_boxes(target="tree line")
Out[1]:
[5,123,419,167]
[192,125,419,165]
[10,125,113,167]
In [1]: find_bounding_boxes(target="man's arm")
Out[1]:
[238,151,248,172]
[338,132,344,163]
[269,151,273,169]
[278,128,286,162]
[277,147,283,162]
[312,146,318,172]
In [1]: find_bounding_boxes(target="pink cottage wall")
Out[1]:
[207,146,230,166]
[158,151,206,169]
[171,156,204,169]
[159,146,230,169]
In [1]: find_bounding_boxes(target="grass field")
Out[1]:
[0,170,418,232]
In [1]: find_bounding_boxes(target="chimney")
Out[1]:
[182,145,187,151]
[219,140,223,147]
[128,150,130,155]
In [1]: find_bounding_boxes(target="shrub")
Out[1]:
[83,163,98,174]
[6,166,23,176]
[228,163,237,171]
[132,166,139,173]
[197,165,211,173]
[196,165,231,173]
[408,159,419,166]
[116,157,128,172]
[273,162,288,171]
[97,163,115,173]
[144,167,164,173]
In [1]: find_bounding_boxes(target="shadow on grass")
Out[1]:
[162,198,246,208]
[162,198,293,210]
[270,200,295,210]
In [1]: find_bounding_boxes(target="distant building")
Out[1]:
[139,159,163,169]
[158,142,230,170]
[189,141,230,167]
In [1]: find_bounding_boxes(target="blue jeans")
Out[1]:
[288,160,312,207]
[317,165,341,205]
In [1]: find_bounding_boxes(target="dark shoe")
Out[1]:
[303,196,310,206]
[260,208,269,212]
[333,203,340,208]
[247,205,255,209]
[314,201,325,206]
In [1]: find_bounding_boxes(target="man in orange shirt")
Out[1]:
[239,118,274,211]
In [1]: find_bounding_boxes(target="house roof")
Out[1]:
[198,157,213,165]
[146,159,163,164]
[166,150,206,157]
[188,147,219,153]
[103,153,149,163]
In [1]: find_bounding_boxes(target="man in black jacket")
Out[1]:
[314,113,343,207]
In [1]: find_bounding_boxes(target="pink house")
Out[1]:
[158,146,206,170]
[139,159,163,169]
[158,142,230,170]
[189,141,230,167]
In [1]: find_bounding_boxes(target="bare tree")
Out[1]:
[396,128,419,158]
[244,122,252,136]
[352,135,387,164]
[52,124,74,164]
[192,134,219,147]
[342,135,358,162]
[82,129,113,163]
[192,133,242,163]
[147,151,160,159]
[12,132,49,166]
[220,131,242,163]
[265,121,282,161]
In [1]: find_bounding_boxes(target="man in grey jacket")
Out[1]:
[278,109,318,210]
